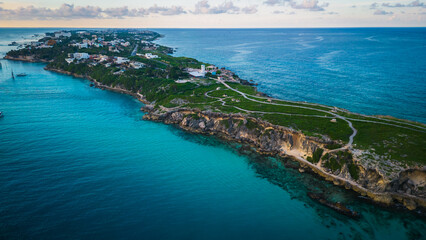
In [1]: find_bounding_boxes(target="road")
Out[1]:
[131,44,138,57]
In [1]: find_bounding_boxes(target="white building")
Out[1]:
[115,57,129,64]
[188,65,206,78]
[73,53,90,60]
[130,61,145,69]
[121,42,130,47]
[145,53,159,59]
[72,43,88,49]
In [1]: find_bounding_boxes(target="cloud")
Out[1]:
[374,9,394,15]
[148,4,186,16]
[192,1,256,14]
[272,10,295,14]
[382,1,426,8]
[370,3,379,9]
[264,0,291,6]
[290,0,329,11]
[263,0,329,11]
[242,5,258,14]
[0,3,186,20]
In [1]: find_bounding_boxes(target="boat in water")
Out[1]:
[8,41,18,46]
[17,73,27,77]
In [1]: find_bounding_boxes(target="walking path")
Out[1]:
[204,79,426,152]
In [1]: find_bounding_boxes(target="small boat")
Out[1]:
[12,71,15,80]
[8,41,18,46]
[17,73,27,77]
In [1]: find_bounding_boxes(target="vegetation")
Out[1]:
[6,29,426,169]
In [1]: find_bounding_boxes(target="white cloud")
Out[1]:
[242,5,258,14]
[382,1,426,8]
[192,1,256,14]
[374,9,394,15]
[0,3,186,20]
[263,0,329,11]
[290,0,329,11]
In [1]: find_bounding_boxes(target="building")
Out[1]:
[115,57,129,64]
[130,61,145,69]
[145,53,159,59]
[121,42,130,47]
[73,53,90,60]
[72,43,88,49]
[65,58,74,64]
[206,65,217,71]
[188,65,206,78]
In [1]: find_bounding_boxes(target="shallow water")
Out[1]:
[0,29,425,239]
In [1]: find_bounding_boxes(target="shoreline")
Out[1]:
[4,56,425,213]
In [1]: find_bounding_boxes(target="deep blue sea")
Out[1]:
[0,28,425,239]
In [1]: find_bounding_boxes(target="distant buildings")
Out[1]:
[54,31,71,38]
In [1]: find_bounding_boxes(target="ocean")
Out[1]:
[0,28,425,239]
[155,28,426,123]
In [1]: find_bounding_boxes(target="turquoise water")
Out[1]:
[155,28,426,123]
[0,29,425,239]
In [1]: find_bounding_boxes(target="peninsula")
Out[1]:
[5,29,426,212]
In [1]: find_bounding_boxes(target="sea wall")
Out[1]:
[143,108,426,211]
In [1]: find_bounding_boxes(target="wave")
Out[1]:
[365,36,379,42]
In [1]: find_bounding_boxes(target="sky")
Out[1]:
[0,0,425,27]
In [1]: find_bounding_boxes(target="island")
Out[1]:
[4,29,426,212]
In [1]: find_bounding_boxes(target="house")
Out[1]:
[72,43,88,49]
[130,61,145,69]
[65,58,74,64]
[121,42,130,47]
[115,57,129,64]
[73,53,90,60]
[206,65,217,71]
[98,55,109,62]
[145,53,159,59]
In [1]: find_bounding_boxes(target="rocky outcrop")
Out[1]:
[4,55,51,63]
[143,108,426,211]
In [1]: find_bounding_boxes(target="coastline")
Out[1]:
[4,54,425,213]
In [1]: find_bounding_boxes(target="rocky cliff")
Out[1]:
[143,108,426,211]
